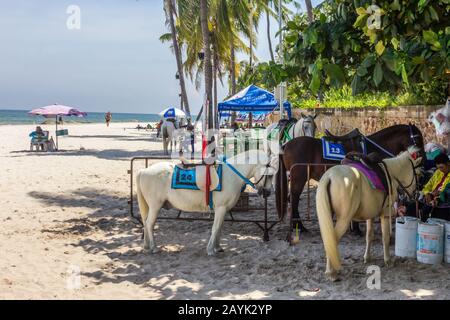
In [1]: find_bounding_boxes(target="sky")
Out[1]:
[0,0,321,114]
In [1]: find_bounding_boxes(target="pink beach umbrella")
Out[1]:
[28,104,87,150]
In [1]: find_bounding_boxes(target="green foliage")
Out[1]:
[292,83,447,109]
[237,0,449,106]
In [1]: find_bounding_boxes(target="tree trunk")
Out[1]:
[213,40,218,130]
[230,40,237,125]
[166,0,191,116]
[230,40,236,95]
[200,0,213,130]
[249,41,253,67]
[266,9,275,62]
[249,7,253,67]
[305,0,314,24]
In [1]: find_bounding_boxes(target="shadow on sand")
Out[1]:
[10,148,167,160]
[30,187,290,299]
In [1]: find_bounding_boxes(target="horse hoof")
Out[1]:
[214,246,224,253]
[384,259,393,267]
[150,247,160,254]
[325,272,339,282]
[292,223,308,234]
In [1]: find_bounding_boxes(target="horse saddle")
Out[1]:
[172,163,222,192]
[342,152,388,192]
[323,128,365,156]
[271,118,298,144]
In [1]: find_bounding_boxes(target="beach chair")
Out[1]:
[30,130,50,151]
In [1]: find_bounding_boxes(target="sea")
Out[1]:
[0,109,162,125]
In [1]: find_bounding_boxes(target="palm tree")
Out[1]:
[163,0,191,116]
[305,0,314,23]
[266,7,275,62]
[200,0,213,129]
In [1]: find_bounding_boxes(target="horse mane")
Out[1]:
[368,124,423,142]
[383,145,419,169]
[367,124,409,138]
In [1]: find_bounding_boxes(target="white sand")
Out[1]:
[0,122,449,300]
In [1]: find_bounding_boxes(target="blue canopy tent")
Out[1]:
[217,84,292,119]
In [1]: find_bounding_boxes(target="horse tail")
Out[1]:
[316,176,341,271]
[162,126,168,140]
[136,171,149,225]
[275,153,288,220]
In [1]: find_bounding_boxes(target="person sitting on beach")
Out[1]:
[398,153,450,220]
[29,126,45,139]
[29,126,53,151]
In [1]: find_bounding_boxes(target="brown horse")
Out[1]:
[276,124,425,233]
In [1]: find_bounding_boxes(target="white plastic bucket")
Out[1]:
[417,221,444,264]
[395,217,419,258]
[426,218,447,226]
[445,222,450,264]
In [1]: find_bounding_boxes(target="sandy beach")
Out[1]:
[1,122,449,300]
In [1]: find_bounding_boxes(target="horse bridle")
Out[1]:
[300,117,315,136]
[382,158,421,200]
[409,124,422,148]
[253,162,274,191]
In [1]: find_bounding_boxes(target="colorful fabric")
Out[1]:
[439,183,450,203]
[267,121,295,145]
[347,161,386,192]
[171,165,223,191]
[422,169,450,195]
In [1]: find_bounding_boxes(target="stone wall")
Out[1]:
[267,105,448,147]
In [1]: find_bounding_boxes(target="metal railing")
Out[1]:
[286,162,336,244]
[128,156,281,241]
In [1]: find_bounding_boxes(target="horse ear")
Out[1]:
[301,113,306,119]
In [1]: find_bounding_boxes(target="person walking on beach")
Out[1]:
[105,111,112,127]
[186,118,195,156]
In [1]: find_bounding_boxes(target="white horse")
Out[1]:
[136,150,276,255]
[265,113,317,164]
[161,120,176,155]
[315,146,422,281]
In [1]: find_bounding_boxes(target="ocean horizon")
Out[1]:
[0,109,170,125]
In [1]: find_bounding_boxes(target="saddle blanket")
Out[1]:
[345,161,386,192]
[268,121,295,145]
[171,164,223,191]
[321,138,346,161]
